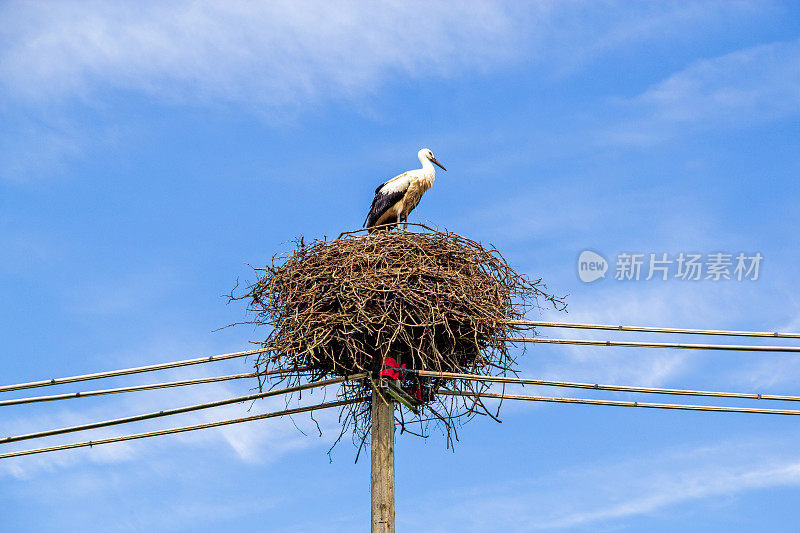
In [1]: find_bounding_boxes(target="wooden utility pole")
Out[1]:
[371,385,395,533]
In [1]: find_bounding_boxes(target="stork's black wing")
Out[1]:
[364,180,407,229]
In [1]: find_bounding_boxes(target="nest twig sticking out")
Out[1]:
[230,224,566,454]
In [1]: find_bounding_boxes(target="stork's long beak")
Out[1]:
[431,157,446,171]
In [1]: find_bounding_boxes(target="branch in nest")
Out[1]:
[229,225,567,455]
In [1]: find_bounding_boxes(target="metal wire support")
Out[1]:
[0,398,367,460]
[0,347,272,394]
[1,373,367,445]
[415,370,800,402]
[504,320,800,339]
[0,366,313,408]
[503,337,800,352]
[441,391,800,415]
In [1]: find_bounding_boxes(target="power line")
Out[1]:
[503,337,800,353]
[505,320,800,339]
[0,347,271,394]
[1,374,366,445]
[0,366,313,408]
[441,391,800,415]
[0,398,365,460]
[415,370,800,402]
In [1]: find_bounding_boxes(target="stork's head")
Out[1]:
[418,148,446,171]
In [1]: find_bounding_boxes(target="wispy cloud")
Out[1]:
[0,0,532,181]
[405,435,800,531]
[0,1,774,182]
[604,38,800,146]
[0,0,526,108]
[722,310,800,391]
[0,1,770,111]
[543,1,770,78]
[638,39,800,122]
[0,333,349,480]
[0,375,347,479]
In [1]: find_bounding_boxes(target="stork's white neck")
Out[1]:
[418,155,435,175]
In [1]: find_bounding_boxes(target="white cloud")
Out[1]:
[0,387,346,479]
[722,310,800,391]
[0,0,525,108]
[0,1,775,181]
[405,435,800,531]
[0,0,534,181]
[605,38,800,145]
[537,456,800,530]
[0,344,349,479]
[0,1,771,111]
[544,1,769,78]
[638,39,800,122]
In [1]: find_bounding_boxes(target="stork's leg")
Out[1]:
[396,213,402,232]
[402,216,408,232]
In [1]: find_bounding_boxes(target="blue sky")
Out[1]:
[1,1,800,531]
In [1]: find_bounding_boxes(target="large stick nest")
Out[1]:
[232,225,566,454]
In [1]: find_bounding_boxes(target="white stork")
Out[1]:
[364,148,446,233]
